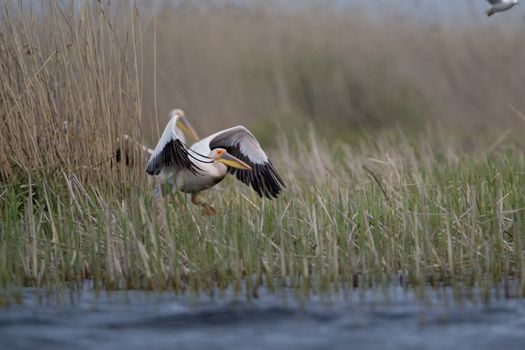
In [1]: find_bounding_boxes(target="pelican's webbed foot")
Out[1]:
[191,193,217,216]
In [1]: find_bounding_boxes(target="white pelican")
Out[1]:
[485,0,518,16]
[145,113,285,215]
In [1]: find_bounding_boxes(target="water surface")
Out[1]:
[1,285,525,350]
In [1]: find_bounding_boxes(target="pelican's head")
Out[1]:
[212,148,252,170]
[170,109,199,141]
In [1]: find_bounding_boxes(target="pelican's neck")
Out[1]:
[212,161,228,177]
[187,144,227,179]
[190,155,228,179]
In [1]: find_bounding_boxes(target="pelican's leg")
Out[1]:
[161,173,185,210]
[191,193,217,216]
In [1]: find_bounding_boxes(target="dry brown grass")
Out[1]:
[139,2,525,138]
[0,1,142,185]
[2,1,525,182]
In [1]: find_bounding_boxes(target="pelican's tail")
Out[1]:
[486,8,496,16]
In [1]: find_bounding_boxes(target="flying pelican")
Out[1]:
[145,113,285,215]
[485,0,518,16]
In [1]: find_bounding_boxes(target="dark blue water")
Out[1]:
[1,285,525,350]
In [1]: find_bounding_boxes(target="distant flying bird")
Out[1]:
[145,112,285,215]
[485,0,519,16]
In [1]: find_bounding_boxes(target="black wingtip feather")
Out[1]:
[225,151,285,198]
[210,136,285,198]
[145,139,197,176]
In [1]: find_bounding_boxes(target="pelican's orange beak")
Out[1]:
[217,152,251,170]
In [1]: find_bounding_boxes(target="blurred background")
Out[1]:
[130,0,525,144]
[3,0,525,175]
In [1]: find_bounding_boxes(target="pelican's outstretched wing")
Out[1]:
[145,114,197,175]
[208,126,285,198]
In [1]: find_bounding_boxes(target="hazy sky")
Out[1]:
[24,0,525,28]
[226,0,525,26]
[350,0,523,24]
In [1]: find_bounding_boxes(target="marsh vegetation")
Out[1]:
[1,1,525,303]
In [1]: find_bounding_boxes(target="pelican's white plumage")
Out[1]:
[486,0,519,16]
